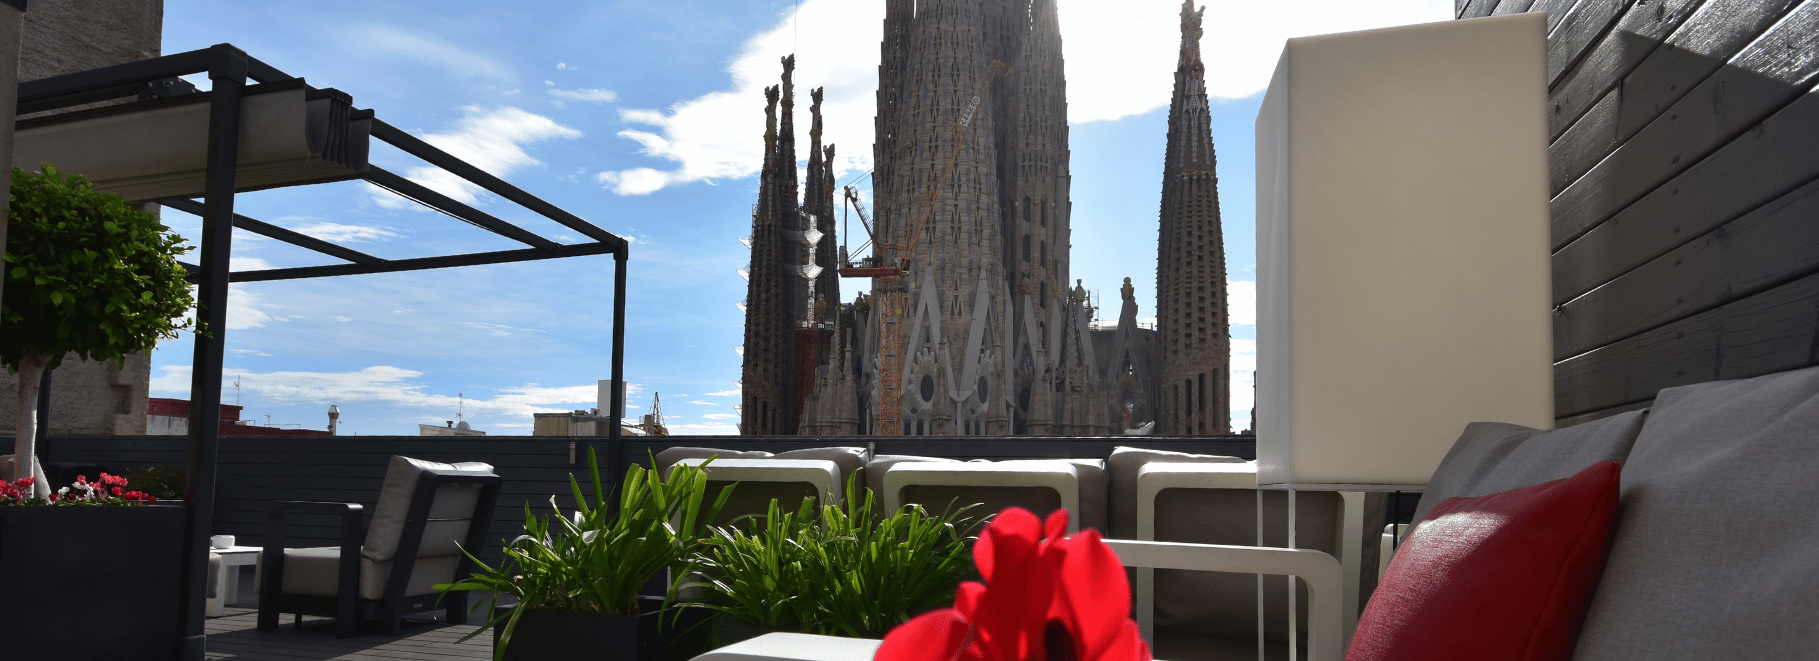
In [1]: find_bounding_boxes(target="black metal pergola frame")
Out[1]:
[17,43,631,658]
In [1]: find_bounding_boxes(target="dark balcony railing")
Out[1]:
[43,433,1255,564]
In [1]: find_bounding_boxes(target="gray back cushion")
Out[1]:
[1571,365,1819,660]
[1105,446,1247,539]
[1409,410,1647,526]
[653,446,776,474]
[864,454,960,501]
[775,446,872,494]
[362,456,494,562]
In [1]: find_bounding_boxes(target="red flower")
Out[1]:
[876,508,1151,661]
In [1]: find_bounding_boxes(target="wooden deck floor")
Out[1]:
[202,568,496,660]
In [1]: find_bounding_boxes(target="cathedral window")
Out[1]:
[1040,286,1047,309]
[1040,241,1047,266]
[1023,196,1031,223]
[1040,201,1047,227]
[1199,373,1207,418]
[1022,234,1031,262]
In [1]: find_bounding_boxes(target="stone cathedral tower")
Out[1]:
[871,0,1076,436]
[1155,1,1230,435]
[741,57,841,435]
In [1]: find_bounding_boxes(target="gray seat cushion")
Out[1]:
[1409,410,1647,526]
[1571,365,1819,660]
[268,547,462,601]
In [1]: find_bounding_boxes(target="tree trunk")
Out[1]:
[12,352,50,498]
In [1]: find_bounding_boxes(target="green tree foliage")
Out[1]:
[1,163,195,493]
[2,163,195,371]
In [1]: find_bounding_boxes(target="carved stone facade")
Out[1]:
[1155,1,1230,435]
[761,1,1229,437]
[867,0,1085,436]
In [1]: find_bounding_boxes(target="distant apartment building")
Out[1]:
[146,398,332,436]
[419,420,486,436]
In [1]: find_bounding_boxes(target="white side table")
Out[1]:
[208,545,261,616]
[883,461,1082,533]
[691,632,882,661]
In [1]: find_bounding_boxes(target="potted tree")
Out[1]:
[0,163,195,659]
[440,449,733,661]
[1,163,194,489]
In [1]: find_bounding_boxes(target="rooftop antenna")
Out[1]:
[458,393,465,424]
[234,375,242,407]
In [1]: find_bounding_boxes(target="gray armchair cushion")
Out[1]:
[1105,446,1246,539]
[1410,410,1646,526]
[863,454,960,500]
[1571,365,1819,660]
[653,446,776,475]
[362,456,494,563]
[774,446,872,490]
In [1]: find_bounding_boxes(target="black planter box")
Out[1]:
[494,596,714,661]
[0,505,186,659]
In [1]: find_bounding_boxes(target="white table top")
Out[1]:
[210,545,262,557]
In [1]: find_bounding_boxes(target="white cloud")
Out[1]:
[504,89,521,96]
[462,322,545,337]
[703,388,741,397]
[556,62,578,71]
[152,364,603,420]
[1229,338,1257,430]
[346,24,512,81]
[688,400,719,406]
[1059,0,1453,121]
[595,0,882,195]
[702,413,740,421]
[550,88,619,103]
[210,283,273,330]
[594,0,1450,195]
[292,222,404,243]
[1228,280,1255,326]
[373,106,581,207]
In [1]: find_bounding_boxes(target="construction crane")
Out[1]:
[640,392,669,436]
[841,185,877,268]
[841,60,1010,435]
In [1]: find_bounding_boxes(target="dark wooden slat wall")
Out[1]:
[45,436,581,566]
[1519,0,1819,423]
[45,435,1256,563]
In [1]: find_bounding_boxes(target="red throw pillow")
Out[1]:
[1347,460,1621,661]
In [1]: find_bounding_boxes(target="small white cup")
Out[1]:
[210,535,235,549]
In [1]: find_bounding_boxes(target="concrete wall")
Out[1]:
[0,352,150,436]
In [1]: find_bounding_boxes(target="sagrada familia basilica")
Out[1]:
[740,0,1231,437]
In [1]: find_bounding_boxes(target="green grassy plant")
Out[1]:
[438,449,733,659]
[123,465,184,501]
[691,476,982,637]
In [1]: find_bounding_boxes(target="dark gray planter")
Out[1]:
[494,596,713,661]
[0,505,185,659]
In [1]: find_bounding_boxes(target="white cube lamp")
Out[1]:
[1255,12,1554,489]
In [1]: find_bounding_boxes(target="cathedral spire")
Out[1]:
[1155,1,1230,435]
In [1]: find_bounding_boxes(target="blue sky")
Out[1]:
[148,0,1451,435]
